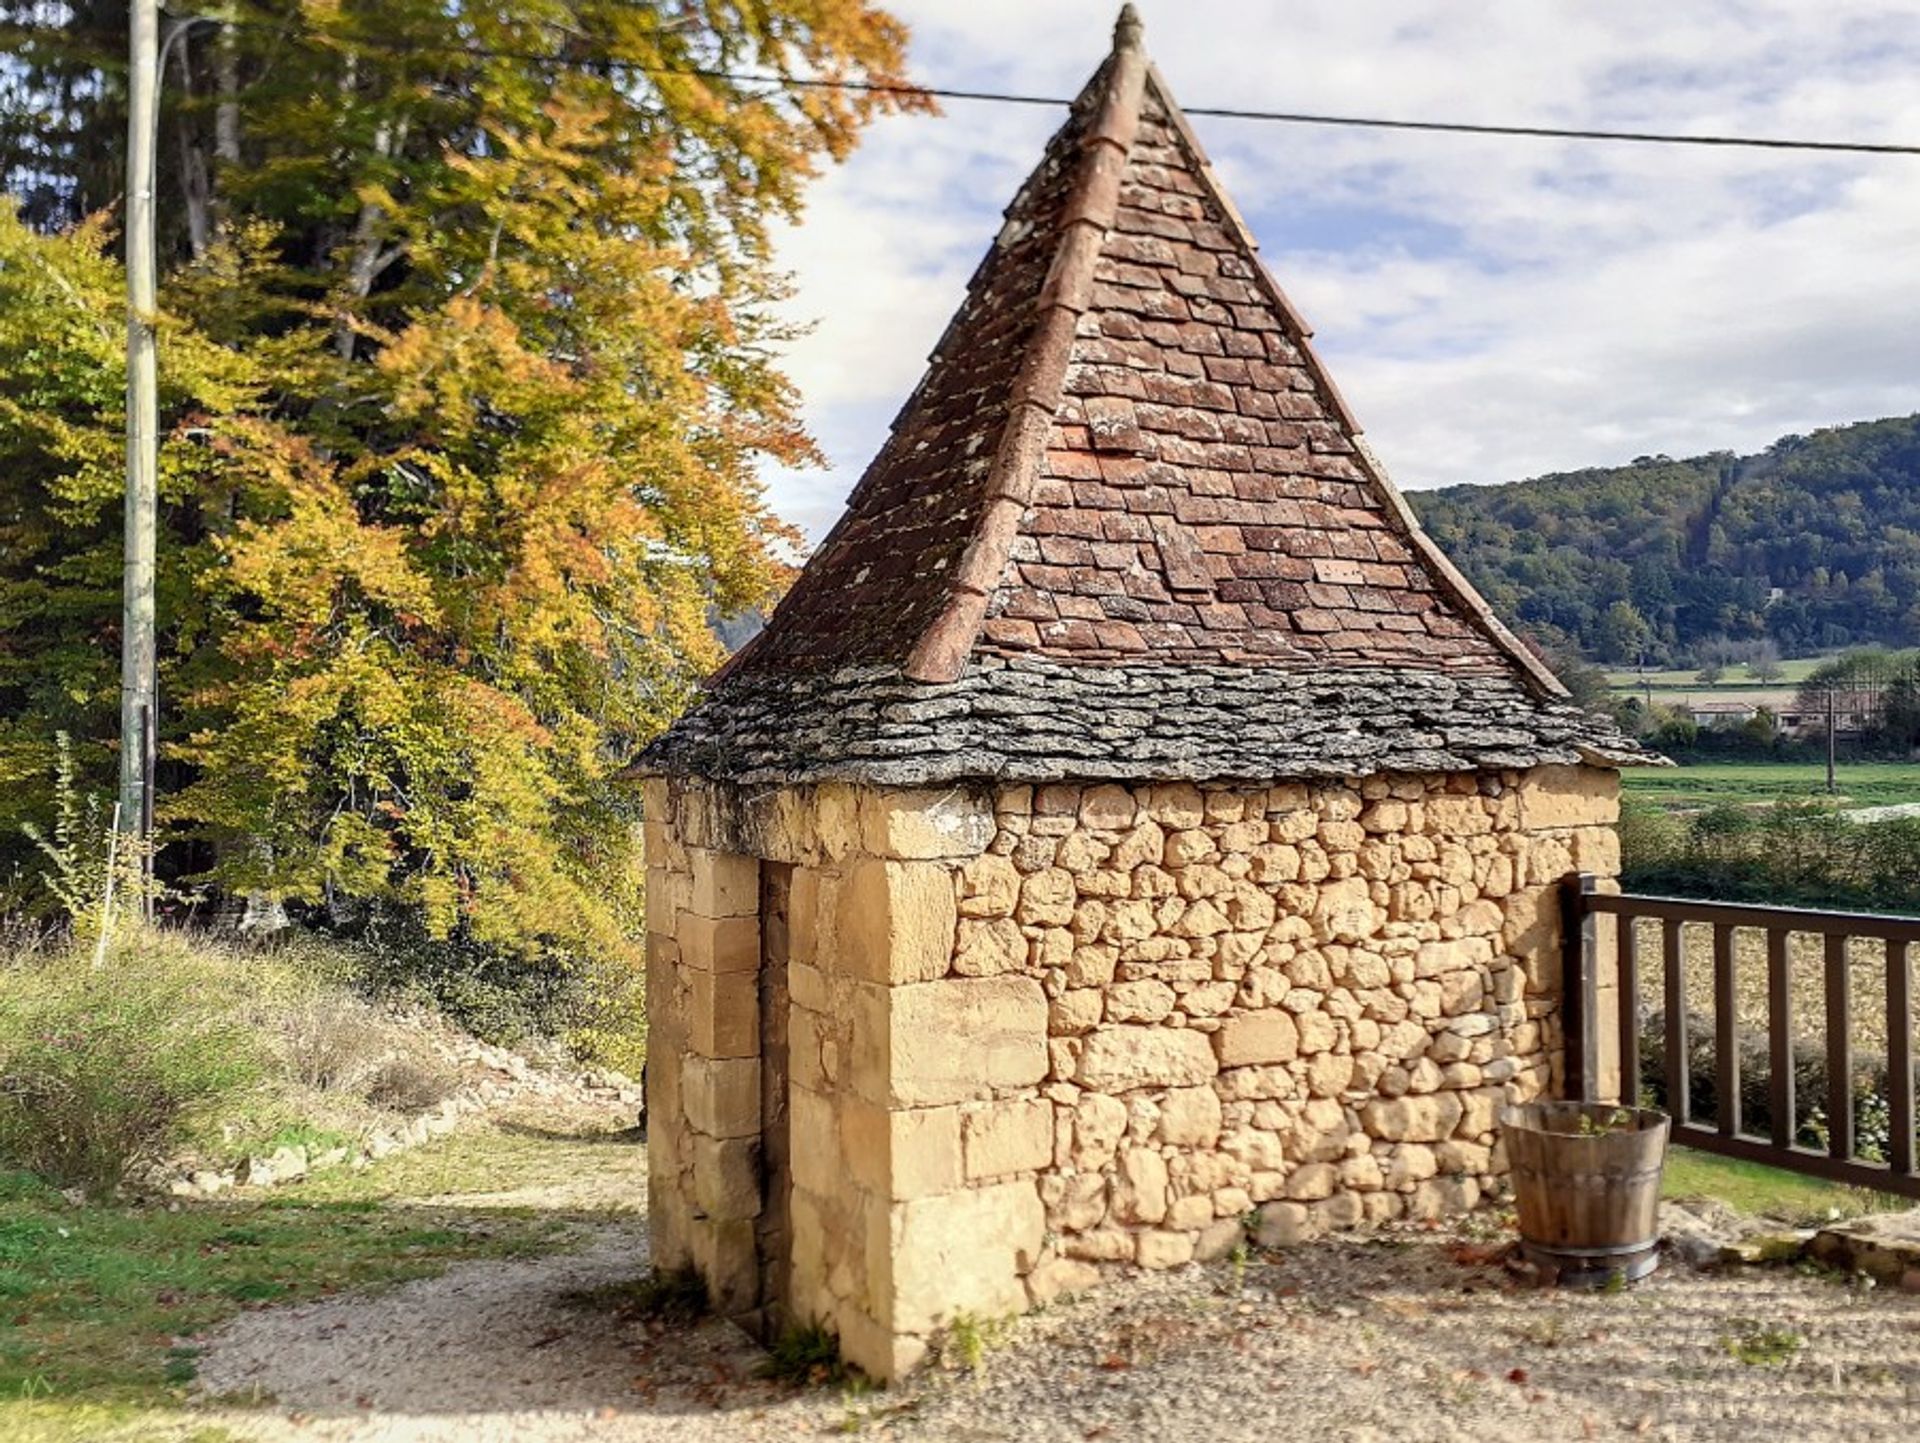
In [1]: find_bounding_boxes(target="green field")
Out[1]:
[1606,657,1827,692]
[1623,761,1920,812]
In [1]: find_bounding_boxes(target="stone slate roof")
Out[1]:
[641,7,1651,786]
[646,657,1648,788]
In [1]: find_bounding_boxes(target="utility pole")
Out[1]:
[1826,687,1838,796]
[122,0,160,891]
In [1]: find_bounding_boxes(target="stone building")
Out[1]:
[635,7,1645,1379]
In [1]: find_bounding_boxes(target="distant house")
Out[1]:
[1692,695,1875,739]
[1688,699,1763,728]
[1775,691,1879,739]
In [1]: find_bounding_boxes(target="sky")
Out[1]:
[753,0,1920,541]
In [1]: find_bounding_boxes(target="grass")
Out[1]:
[0,1111,619,1440]
[1606,658,1827,690]
[0,1399,235,1443]
[289,1117,638,1207]
[941,1310,1014,1372]
[758,1321,851,1387]
[1718,1317,1804,1366]
[0,1165,569,1407]
[1661,1146,1908,1224]
[1623,761,1920,812]
[246,1122,358,1158]
[0,927,474,1198]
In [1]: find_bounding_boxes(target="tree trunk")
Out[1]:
[173,29,211,259]
[208,15,240,243]
[215,19,240,165]
[332,49,408,360]
[335,137,388,360]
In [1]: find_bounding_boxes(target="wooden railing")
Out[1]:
[1562,873,1920,1199]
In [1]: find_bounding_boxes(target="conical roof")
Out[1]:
[643,8,1644,786]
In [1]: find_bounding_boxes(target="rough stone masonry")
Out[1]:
[643,763,1621,1377]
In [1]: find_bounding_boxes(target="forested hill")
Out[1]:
[1407,414,1920,663]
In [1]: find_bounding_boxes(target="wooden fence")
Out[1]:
[1562,873,1920,1200]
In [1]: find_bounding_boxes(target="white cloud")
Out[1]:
[762,0,1920,537]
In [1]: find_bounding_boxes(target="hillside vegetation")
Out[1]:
[1409,414,1920,663]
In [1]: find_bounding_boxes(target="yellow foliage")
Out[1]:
[1,1,923,968]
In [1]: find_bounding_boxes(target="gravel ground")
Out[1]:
[197,1184,1920,1443]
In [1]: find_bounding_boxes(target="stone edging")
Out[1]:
[1664,1198,1920,1290]
[161,1041,642,1199]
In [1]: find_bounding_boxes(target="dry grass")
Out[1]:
[1,928,475,1189]
[1614,917,1906,1057]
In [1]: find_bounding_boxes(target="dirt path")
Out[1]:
[196,1115,1920,1442]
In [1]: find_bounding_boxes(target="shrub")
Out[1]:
[0,933,267,1196]
[1640,1008,1916,1161]
[1621,800,1920,915]
[274,989,402,1096]
[361,1053,459,1113]
[563,953,648,1079]
[270,987,461,1113]
[322,902,645,1072]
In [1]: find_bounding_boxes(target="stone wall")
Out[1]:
[972,768,1618,1274]
[643,764,1620,1379]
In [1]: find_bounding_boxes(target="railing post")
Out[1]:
[1561,872,1600,1105]
[1825,934,1852,1161]
[1890,940,1913,1179]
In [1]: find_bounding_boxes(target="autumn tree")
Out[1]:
[0,1,921,963]
[0,207,265,863]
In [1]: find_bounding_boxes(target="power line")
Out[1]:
[198,18,1920,159]
[683,70,1920,158]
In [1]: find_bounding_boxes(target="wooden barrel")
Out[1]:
[1500,1102,1670,1288]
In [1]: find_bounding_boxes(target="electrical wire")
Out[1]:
[195,18,1920,159]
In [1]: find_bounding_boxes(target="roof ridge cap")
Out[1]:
[901,38,1150,684]
[1136,64,1571,700]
